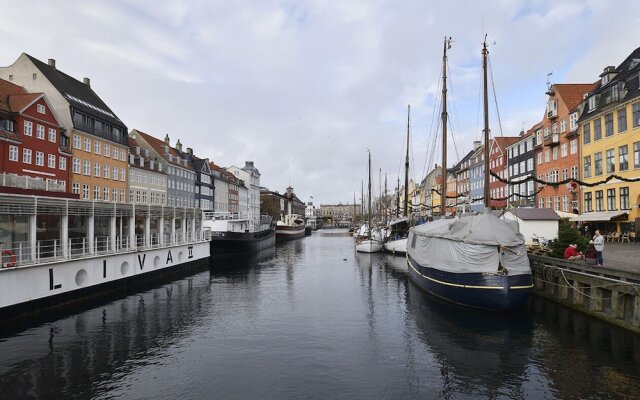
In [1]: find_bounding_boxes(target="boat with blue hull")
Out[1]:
[407,255,532,311]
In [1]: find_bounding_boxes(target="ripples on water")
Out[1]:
[0,231,638,399]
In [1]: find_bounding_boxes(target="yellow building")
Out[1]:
[578,48,640,235]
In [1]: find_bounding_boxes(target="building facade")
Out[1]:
[127,137,167,206]
[130,130,196,208]
[534,83,596,212]
[1,54,129,203]
[506,130,537,208]
[469,145,485,212]
[489,137,520,209]
[579,48,640,234]
[209,162,230,214]
[227,162,261,224]
[0,79,72,196]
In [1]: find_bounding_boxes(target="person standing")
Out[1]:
[593,230,605,267]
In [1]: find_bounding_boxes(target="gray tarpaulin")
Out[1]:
[407,213,531,276]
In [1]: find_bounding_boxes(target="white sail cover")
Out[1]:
[407,213,531,276]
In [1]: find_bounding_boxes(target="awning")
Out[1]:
[570,211,628,222]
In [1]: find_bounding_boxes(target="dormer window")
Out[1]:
[602,75,609,85]
[37,104,46,114]
[547,99,558,118]
[588,95,597,112]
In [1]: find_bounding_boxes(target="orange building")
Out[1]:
[534,83,596,213]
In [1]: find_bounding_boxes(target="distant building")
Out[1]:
[228,162,261,225]
[319,203,359,222]
[127,135,167,206]
[506,128,537,208]
[468,145,485,212]
[454,146,477,214]
[489,136,520,209]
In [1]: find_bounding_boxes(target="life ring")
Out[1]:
[1,249,16,268]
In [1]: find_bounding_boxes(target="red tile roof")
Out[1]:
[132,129,191,169]
[553,83,598,112]
[0,78,42,113]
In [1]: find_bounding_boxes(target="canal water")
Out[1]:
[0,230,639,399]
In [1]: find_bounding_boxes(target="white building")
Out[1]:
[210,162,229,213]
[499,208,560,245]
[227,161,260,224]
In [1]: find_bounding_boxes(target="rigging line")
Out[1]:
[447,114,461,164]
[488,55,504,138]
[446,60,463,161]
[423,77,442,181]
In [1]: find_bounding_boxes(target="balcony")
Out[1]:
[0,173,66,192]
[544,133,559,146]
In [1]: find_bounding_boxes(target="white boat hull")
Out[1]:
[356,239,383,253]
[383,238,407,254]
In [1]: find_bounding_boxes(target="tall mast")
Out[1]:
[396,177,400,218]
[404,105,410,217]
[384,173,388,225]
[482,36,491,210]
[361,180,364,220]
[368,151,372,239]
[353,191,357,225]
[441,37,451,216]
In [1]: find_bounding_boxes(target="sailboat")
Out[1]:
[406,36,533,311]
[356,151,383,253]
[384,105,412,255]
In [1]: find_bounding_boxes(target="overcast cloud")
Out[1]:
[3,0,639,204]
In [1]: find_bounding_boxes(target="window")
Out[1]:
[24,121,33,136]
[120,168,125,181]
[113,188,118,203]
[94,162,101,177]
[73,158,80,173]
[594,118,602,141]
[82,184,89,200]
[537,152,542,165]
[571,166,578,179]
[527,158,533,172]
[544,127,550,139]
[48,154,56,168]
[73,134,81,149]
[104,165,110,179]
[94,186,100,200]
[618,108,627,132]
[633,102,640,128]
[112,148,118,160]
[113,167,118,180]
[570,139,577,155]
[59,157,67,171]
[546,197,552,208]
[37,104,45,114]
[120,151,126,161]
[104,144,110,157]
[94,141,101,155]
[120,189,125,202]
[72,183,79,194]
[552,123,558,134]
[35,151,44,166]
[561,143,567,157]
[562,168,568,181]
[588,96,597,112]
[554,196,560,211]
[562,195,569,212]
[595,190,604,211]
[606,149,615,173]
[635,142,640,169]
[583,155,592,178]
[545,149,550,162]
[36,124,45,139]
[48,128,56,142]
[584,192,592,212]
[619,145,629,171]
[8,145,18,161]
[607,189,616,211]
[605,113,614,137]
[620,187,629,210]
[536,130,542,145]
[103,187,109,201]
[552,147,558,160]
[83,160,90,175]
[539,198,544,208]
[84,138,91,152]
[594,152,602,176]
[570,113,578,130]
[583,123,593,146]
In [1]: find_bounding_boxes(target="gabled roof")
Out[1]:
[505,207,560,221]
[132,129,192,169]
[492,136,521,153]
[25,53,126,129]
[553,83,598,112]
[190,156,211,175]
[0,78,39,113]
[128,136,167,175]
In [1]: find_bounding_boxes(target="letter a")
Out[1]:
[166,250,173,264]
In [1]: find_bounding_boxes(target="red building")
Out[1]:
[0,79,73,197]
[489,136,520,209]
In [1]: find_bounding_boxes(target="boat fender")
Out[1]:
[1,249,16,268]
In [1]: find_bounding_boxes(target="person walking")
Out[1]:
[593,230,605,267]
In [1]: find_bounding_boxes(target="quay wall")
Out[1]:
[529,254,640,333]
[0,242,209,321]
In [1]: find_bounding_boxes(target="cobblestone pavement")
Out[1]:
[597,241,640,273]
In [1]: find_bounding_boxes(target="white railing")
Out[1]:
[0,173,66,192]
[0,230,210,269]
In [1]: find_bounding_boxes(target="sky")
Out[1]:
[2,0,639,205]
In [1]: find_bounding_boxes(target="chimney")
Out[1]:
[48,59,56,69]
[164,134,170,145]
[176,139,182,152]
[473,140,481,150]
[83,77,90,87]
[187,147,193,156]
